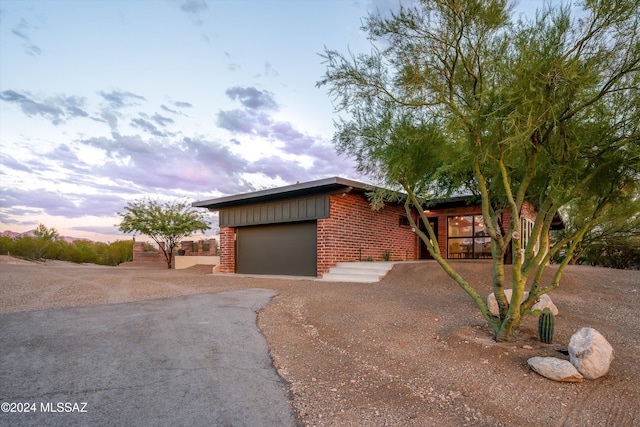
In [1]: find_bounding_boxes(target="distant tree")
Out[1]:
[0,236,13,256]
[30,223,60,259]
[117,199,210,268]
[10,236,41,260]
[104,240,134,266]
[33,224,59,241]
[319,0,640,341]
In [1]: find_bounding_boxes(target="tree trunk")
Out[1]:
[496,319,518,341]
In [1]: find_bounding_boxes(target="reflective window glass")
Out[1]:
[448,216,473,237]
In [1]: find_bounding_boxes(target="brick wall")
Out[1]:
[219,227,235,273]
[132,241,166,262]
[133,240,218,264]
[521,201,537,223]
[317,193,418,276]
[213,194,544,276]
[425,205,480,257]
[424,202,542,259]
[178,239,218,256]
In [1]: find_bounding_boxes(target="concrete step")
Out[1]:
[320,262,395,283]
[333,261,394,271]
[320,272,385,283]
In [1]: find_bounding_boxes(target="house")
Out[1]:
[192,177,556,277]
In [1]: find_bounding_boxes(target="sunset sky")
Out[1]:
[0,0,543,242]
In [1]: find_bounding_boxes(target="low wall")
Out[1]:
[133,239,219,266]
[174,256,220,270]
[132,242,165,263]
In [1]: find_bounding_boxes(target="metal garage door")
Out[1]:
[236,221,317,277]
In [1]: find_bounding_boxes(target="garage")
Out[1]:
[192,177,374,277]
[236,221,317,276]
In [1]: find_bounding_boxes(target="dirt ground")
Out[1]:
[1,256,638,426]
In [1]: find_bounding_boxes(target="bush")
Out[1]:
[1,234,134,266]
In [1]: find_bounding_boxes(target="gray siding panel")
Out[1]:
[220,195,329,227]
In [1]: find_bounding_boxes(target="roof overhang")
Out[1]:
[192,177,375,211]
[192,177,565,230]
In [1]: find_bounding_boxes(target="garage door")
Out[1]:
[236,221,317,277]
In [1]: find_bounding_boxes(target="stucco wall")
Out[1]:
[174,256,220,270]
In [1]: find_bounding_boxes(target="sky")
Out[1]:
[0,0,544,242]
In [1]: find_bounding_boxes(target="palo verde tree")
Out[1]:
[319,0,640,341]
[555,193,640,267]
[118,199,210,268]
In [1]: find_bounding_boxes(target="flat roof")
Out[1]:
[192,176,374,210]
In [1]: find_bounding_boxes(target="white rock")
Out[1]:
[569,327,614,379]
[527,356,583,382]
[487,290,558,316]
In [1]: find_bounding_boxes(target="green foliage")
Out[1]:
[33,224,59,240]
[1,233,133,266]
[118,198,210,268]
[106,240,135,265]
[553,193,640,269]
[7,236,41,259]
[319,0,640,341]
[0,236,13,255]
[538,308,555,344]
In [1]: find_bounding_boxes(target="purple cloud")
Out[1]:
[78,134,253,194]
[11,18,41,56]
[131,115,174,137]
[225,86,278,111]
[0,90,66,125]
[161,105,179,114]
[99,90,146,109]
[216,109,267,135]
[180,0,208,14]
[69,225,124,236]
[151,113,174,126]
[0,153,32,173]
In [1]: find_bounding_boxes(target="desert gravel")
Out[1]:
[1,256,639,426]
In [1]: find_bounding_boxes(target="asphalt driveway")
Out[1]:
[0,289,297,427]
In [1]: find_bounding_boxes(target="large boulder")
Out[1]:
[487,289,558,316]
[527,356,584,382]
[569,327,614,379]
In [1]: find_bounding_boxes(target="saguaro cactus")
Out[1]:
[538,308,555,344]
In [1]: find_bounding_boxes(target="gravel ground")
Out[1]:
[1,256,639,426]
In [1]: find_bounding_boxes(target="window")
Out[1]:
[447,215,491,259]
[399,216,411,227]
[521,217,539,255]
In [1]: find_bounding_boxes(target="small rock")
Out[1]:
[527,356,583,382]
[523,345,533,350]
[487,290,559,316]
[569,327,614,379]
